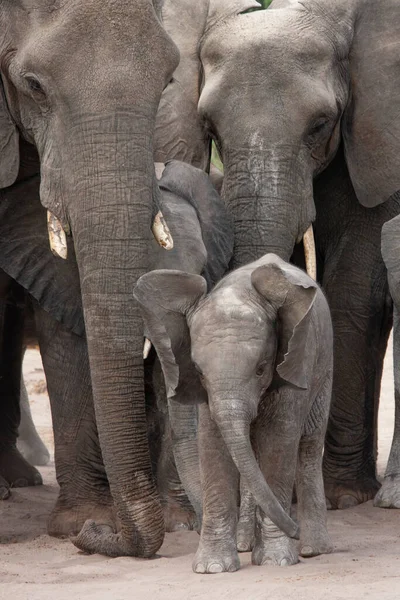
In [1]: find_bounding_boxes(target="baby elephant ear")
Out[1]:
[0,81,19,188]
[133,270,207,399]
[251,262,318,390]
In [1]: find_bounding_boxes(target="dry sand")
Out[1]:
[0,343,399,600]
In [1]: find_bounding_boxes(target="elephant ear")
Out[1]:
[154,0,210,169]
[0,79,19,188]
[343,0,400,207]
[133,270,207,399]
[159,160,233,287]
[251,261,318,390]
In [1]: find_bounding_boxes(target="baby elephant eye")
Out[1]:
[256,364,266,377]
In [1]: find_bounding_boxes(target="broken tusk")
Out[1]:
[47,211,67,259]
[152,211,174,250]
[303,225,316,281]
[143,338,152,360]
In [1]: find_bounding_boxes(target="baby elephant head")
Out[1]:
[133,261,317,405]
[133,259,318,541]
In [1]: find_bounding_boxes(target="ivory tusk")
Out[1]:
[47,211,68,259]
[152,211,174,250]
[143,338,152,360]
[303,225,316,281]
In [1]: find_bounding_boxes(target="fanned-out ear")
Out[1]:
[343,0,400,207]
[206,0,262,30]
[0,79,19,188]
[251,261,317,390]
[133,270,207,399]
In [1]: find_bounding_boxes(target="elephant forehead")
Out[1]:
[193,287,266,331]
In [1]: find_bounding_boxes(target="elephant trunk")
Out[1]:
[68,113,164,557]
[222,150,315,269]
[212,406,299,540]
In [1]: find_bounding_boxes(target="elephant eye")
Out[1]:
[307,118,330,138]
[194,364,204,378]
[256,363,266,377]
[25,75,45,95]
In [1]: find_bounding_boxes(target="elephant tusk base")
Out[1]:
[47,211,68,259]
[152,211,174,250]
[143,338,152,360]
[303,225,316,281]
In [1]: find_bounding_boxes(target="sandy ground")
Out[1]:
[0,344,399,600]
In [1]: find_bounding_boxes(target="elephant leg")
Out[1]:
[0,474,10,499]
[17,372,50,466]
[236,480,255,552]
[251,389,300,567]
[151,359,199,532]
[192,402,240,574]
[156,409,198,532]
[375,307,400,508]
[319,198,395,509]
[161,399,200,531]
[0,274,42,489]
[296,379,333,557]
[33,304,116,537]
[237,424,257,552]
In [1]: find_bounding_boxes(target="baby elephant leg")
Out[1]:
[297,379,333,557]
[237,480,256,552]
[252,389,301,567]
[193,403,240,574]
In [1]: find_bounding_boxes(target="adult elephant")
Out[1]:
[0,0,179,557]
[156,0,400,508]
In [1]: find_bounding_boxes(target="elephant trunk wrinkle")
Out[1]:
[222,154,314,267]
[65,115,164,558]
[212,410,299,540]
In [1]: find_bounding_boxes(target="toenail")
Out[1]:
[280,558,289,566]
[209,563,224,573]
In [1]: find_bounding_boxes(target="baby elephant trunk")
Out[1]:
[213,411,299,540]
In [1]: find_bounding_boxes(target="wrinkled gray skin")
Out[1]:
[134,254,333,573]
[0,153,232,537]
[0,0,179,557]
[147,160,233,530]
[0,147,111,535]
[157,0,400,509]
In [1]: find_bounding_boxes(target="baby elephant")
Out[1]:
[134,254,333,573]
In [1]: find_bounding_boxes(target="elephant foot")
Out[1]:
[17,437,50,467]
[193,540,240,574]
[299,528,333,558]
[0,475,10,500]
[324,477,380,510]
[374,475,400,508]
[48,497,117,538]
[0,445,42,487]
[252,535,298,567]
[236,519,255,552]
[162,498,199,532]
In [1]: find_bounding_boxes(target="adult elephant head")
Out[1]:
[0,0,179,557]
[197,0,400,267]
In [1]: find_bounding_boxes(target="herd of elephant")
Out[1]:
[0,0,400,575]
